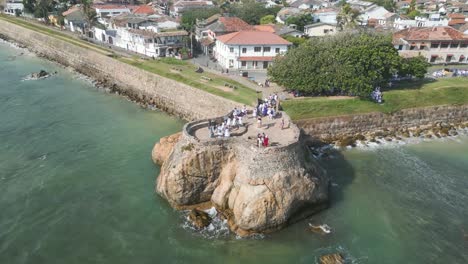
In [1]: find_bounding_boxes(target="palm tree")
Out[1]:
[80,0,97,36]
[336,3,361,31]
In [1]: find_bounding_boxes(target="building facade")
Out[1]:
[393,26,468,64]
[214,31,291,70]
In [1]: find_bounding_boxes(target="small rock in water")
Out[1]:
[320,253,344,264]
[308,223,331,235]
[188,209,212,229]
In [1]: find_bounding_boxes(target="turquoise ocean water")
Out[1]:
[1,42,467,263]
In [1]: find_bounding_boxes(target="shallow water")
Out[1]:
[1,42,467,264]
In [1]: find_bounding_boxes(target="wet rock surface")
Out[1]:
[188,209,212,229]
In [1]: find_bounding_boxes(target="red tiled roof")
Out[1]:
[62,6,80,16]
[93,5,136,10]
[448,13,465,19]
[218,17,252,32]
[253,25,276,33]
[217,31,291,45]
[133,5,155,15]
[393,26,468,42]
[239,56,275,61]
[449,19,466,26]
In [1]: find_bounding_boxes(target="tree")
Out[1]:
[268,32,402,96]
[284,35,307,47]
[227,0,280,25]
[0,0,6,12]
[80,0,97,33]
[399,56,430,79]
[285,14,313,31]
[33,0,53,22]
[336,3,361,30]
[180,7,220,31]
[22,0,36,14]
[407,10,421,19]
[260,15,275,25]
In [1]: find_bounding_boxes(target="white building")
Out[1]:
[312,8,338,25]
[304,23,337,37]
[170,1,214,17]
[393,17,449,30]
[3,0,24,16]
[214,31,291,70]
[94,5,133,19]
[111,16,187,57]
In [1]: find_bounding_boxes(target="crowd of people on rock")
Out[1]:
[432,69,468,78]
[371,87,383,104]
[208,106,248,138]
[253,94,279,121]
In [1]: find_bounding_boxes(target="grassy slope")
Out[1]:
[0,15,257,105]
[283,78,468,120]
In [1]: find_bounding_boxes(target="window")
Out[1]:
[275,48,280,54]
[324,29,329,34]
[242,48,247,53]
[253,61,258,67]
[229,47,234,53]
[461,43,468,48]
[450,43,459,48]
[254,47,261,52]
[398,45,403,50]
[409,45,416,50]
[446,55,453,62]
[430,43,439,48]
[241,61,247,67]
[264,47,271,52]
[229,59,234,68]
[440,43,449,48]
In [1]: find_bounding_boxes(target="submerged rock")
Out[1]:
[25,69,52,80]
[320,253,344,264]
[188,209,212,229]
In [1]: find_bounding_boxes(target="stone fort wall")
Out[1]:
[295,104,468,139]
[0,19,239,121]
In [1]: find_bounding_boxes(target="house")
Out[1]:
[3,0,23,16]
[304,22,337,37]
[448,13,467,29]
[195,16,252,55]
[214,31,291,70]
[111,14,187,57]
[359,5,397,27]
[393,16,449,30]
[393,26,468,64]
[63,6,87,33]
[93,5,134,19]
[132,5,156,16]
[290,0,329,10]
[170,1,214,17]
[312,8,338,24]
[254,24,305,38]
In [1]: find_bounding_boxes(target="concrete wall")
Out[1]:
[0,19,239,121]
[295,104,468,139]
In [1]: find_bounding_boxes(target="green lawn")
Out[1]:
[0,15,257,105]
[283,78,468,120]
[119,57,257,105]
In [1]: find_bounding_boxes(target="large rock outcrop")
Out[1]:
[153,118,329,236]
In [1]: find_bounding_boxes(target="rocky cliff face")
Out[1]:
[153,122,329,236]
